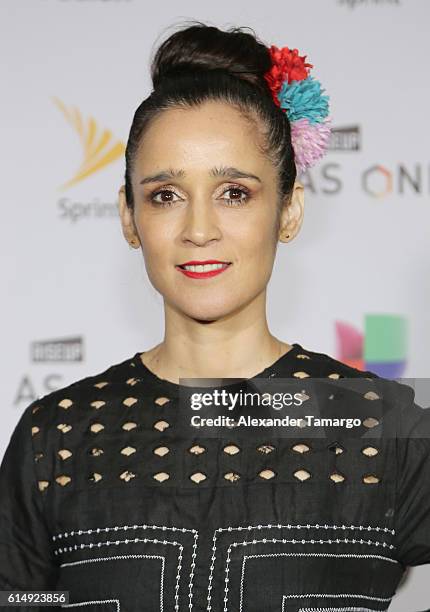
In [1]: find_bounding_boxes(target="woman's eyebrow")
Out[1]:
[139,166,262,185]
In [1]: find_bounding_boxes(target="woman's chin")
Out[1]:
[178,300,240,323]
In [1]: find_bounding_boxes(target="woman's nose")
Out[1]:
[180,200,222,245]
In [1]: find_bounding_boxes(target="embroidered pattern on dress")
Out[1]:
[297,608,385,612]
[239,553,397,612]
[54,524,198,612]
[60,540,176,611]
[62,599,120,611]
[282,594,392,610]
[224,544,396,612]
[207,523,395,612]
[51,521,395,612]
[237,553,395,612]
[61,555,163,611]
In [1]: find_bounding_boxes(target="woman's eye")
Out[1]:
[150,189,179,207]
[221,186,250,206]
[149,185,250,208]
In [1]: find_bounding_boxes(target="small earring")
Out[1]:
[129,238,139,248]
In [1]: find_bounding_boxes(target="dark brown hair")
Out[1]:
[124,20,296,223]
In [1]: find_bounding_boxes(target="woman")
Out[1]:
[1,21,429,612]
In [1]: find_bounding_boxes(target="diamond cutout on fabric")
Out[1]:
[58,449,72,460]
[291,443,311,454]
[120,470,136,482]
[153,420,170,432]
[120,446,136,456]
[224,472,241,482]
[259,469,275,480]
[55,475,72,487]
[328,442,344,455]
[256,444,275,454]
[123,397,138,408]
[153,446,170,457]
[293,469,311,481]
[223,444,241,455]
[363,474,380,484]
[364,391,380,400]
[155,397,171,406]
[188,444,206,455]
[363,417,379,429]
[153,472,170,482]
[94,381,109,389]
[190,472,207,483]
[122,421,137,431]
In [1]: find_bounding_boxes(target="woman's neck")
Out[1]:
[139,334,293,385]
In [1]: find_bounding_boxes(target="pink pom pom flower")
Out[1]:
[290,117,332,174]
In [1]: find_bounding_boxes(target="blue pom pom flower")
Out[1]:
[277,75,330,124]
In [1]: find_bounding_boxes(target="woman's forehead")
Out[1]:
[136,102,270,173]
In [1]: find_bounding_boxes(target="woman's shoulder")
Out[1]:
[292,342,421,424]
[294,342,382,379]
[26,351,142,434]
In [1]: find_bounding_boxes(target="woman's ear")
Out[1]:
[118,185,141,248]
[278,180,305,243]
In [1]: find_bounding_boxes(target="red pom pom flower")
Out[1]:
[264,45,313,107]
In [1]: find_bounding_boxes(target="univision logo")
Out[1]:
[52,97,125,189]
[335,314,407,378]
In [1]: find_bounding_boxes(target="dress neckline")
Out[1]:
[131,342,303,391]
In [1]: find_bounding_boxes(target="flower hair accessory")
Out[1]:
[264,45,332,174]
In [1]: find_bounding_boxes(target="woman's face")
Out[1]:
[119,100,303,322]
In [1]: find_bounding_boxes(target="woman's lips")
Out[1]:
[175,263,232,279]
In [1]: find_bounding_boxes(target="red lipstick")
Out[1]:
[176,259,232,279]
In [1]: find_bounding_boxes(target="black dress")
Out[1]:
[1,342,430,612]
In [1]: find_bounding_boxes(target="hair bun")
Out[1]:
[151,22,272,93]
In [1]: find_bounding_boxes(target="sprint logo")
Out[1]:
[52,96,125,189]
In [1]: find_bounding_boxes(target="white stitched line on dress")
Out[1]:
[282,594,393,611]
[52,522,395,542]
[297,608,384,612]
[60,555,163,611]
[52,523,199,540]
[206,523,395,612]
[238,553,397,612]
[58,538,181,612]
[61,599,120,611]
[53,524,198,612]
[225,541,394,612]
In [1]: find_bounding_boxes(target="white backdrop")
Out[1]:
[1,0,429,608]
